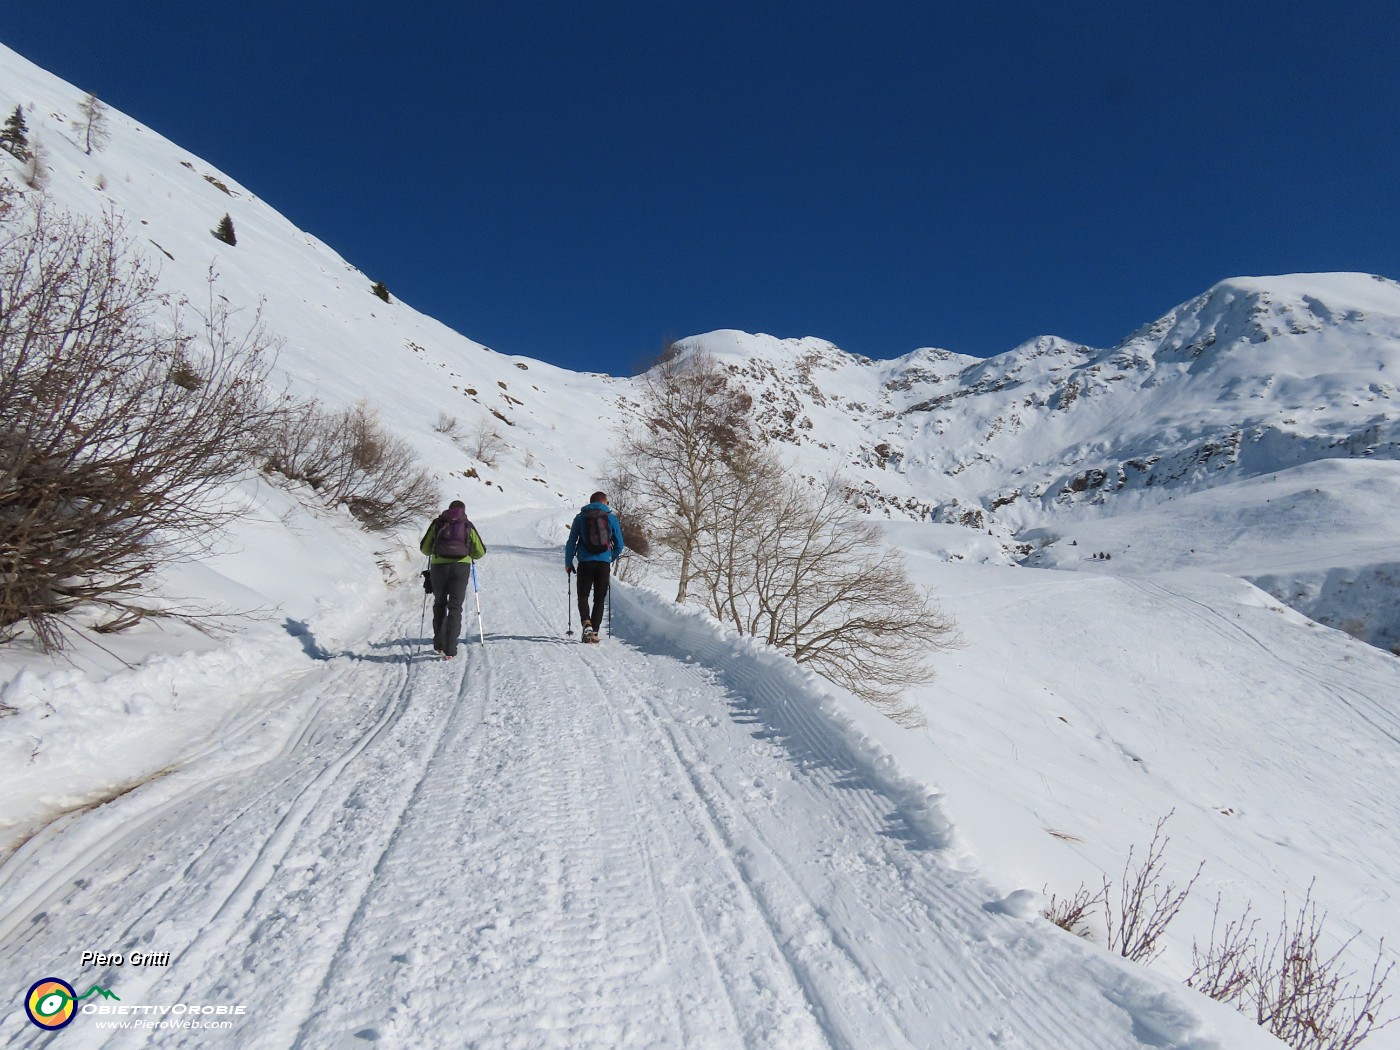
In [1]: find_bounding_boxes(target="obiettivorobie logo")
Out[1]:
[24,978,120,1030]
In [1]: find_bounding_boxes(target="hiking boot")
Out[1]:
[584,628,601,644]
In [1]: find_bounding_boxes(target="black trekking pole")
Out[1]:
[419,560,431,659]
[566,570,574,637]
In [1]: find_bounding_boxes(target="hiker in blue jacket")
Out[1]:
[420,500,486,659]
[565,492,625,643]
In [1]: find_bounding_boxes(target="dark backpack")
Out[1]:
[433,515,476,559]
[580,508,613,555]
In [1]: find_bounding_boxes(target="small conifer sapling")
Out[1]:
[212,213,237,246]
[1,105,30,160]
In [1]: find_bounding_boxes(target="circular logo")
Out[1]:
[25,977,77,1030]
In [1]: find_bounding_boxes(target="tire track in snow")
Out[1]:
[0,599,464,1050]
[286,648,490,1046]
[294,549,717,1048]
[0,652,405,998]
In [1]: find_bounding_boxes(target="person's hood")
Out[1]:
[581,502,611,512]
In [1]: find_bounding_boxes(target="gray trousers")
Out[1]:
[430,561,471,655]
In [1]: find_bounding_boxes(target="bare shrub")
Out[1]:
[1043,883,1106,939]
[261,400,438,531]
[1103,812,1203,964]
[468,418,506,468]
[1048,814,1395,1048]
[1195,882,1395,1050]
[599,473,653,583]
[1187,895,1260,1006]
[0,191,276,648]
[433,412,460,437]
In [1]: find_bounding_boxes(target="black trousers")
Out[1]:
[430,561,471,655]
[576,561,610,628]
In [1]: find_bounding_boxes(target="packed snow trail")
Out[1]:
[0,544,1269,1049]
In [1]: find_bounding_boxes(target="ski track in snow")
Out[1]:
[1,548,1257,1050]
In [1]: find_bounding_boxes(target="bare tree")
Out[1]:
[1,192,276,648]
[22,137,47,190]
[705,469,957,725]
[74,92,110,155]
[612,348,956,724]
[613,345,752,603]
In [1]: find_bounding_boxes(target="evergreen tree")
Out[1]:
[212,213,237,246]
[0,105,30,160]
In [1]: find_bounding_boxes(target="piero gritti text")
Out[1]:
[81,951,171,967]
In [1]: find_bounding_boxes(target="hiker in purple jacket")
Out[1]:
[419,500,486,659]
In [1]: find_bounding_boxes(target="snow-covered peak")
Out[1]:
[1119,271,1400,368]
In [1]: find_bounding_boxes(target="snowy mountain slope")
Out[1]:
[3,36,1400,1050]
[0,41,625,530]
[1023,458,1400,651]
[677,273,1400,534]
[894,548,1400,990]
[670,272,1400,649]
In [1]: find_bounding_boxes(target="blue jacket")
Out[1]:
[566,502,625,566]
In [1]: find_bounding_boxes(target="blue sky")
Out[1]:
[4,2,1399,375]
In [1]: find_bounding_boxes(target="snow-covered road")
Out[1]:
[1,546,1276,1049]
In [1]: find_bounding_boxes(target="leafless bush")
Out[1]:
[1043,883,1106,939]
[1103,812,1203,964]
[1047,812,1394,1048]
[432,412,460,437]
[261,399,438,531]
[1190,882,1394,1050]
[468,418,506,468]
[1045,814,1200,961]
[1,190,276,648]
[1188,895,1260,1006]
[600,473,653,583]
